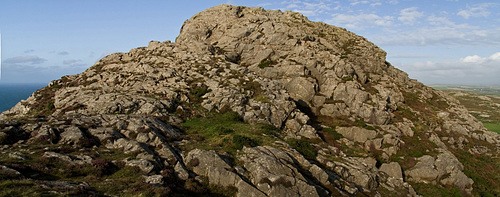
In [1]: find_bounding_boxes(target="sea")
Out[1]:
[0,83,46,113]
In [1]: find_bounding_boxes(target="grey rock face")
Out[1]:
[144,175,164,185]
[185,149,266,197]
[337,126,377,143]
[238,146,327,197]
[406,151,474,195]
[59,126,85,145]
[0,165,24,179]
[126,159,155,174]
[379,162,403,180]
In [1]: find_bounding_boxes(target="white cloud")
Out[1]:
[374,14,500,46]
[427,15,455,26]
[400,52,500,85]
[327,13,393,30]
[490,52,500,60]
[398,7,424,24]
[281,1,339,16]
[63,59,81,65]
[58,51,69,56]
[3,56,47,65]
[347,0,387,7]
[350,0,369,6]
[460,52,500,63]
[386,0,398,4]
[284,3,299,9]
[257,3,272,7]
[1,63,87,83]
[460,55,483,63]
[457,3,494,19]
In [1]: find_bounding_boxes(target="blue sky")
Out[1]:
[0,0,499,85]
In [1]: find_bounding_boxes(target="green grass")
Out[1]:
[180,111,280,156]
[411,182,463,197]
[286,138,317,160]
[444,90,500,134]
[454,150,500,196]
[354,119,375,130]
[431,85,500,97]
[0,144,168,196]
[483,122,500,134]
[258,59,275,69]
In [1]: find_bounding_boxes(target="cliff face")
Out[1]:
[1,4,499,196]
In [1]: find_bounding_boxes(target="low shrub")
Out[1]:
[232,135,259,150]
[287,138,317,160]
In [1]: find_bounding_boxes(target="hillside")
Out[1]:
[1,5,499,196]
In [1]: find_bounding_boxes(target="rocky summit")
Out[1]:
[1,4,499,197]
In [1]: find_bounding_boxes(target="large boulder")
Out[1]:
[184,149,266,197]
[379,162,403,180]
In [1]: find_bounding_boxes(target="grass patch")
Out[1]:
[181,111,280,155]
[322,127,343,140]
[286,138,317,160]
[258,59,274,69]
[393,106,416,122]
[318,127,344,146]
[454,150,500,196]
[316,115,353,128]
[483,122,500,134]
[354,119,375,130]
[26,86,58,117]
[252,94,269,103]
[340,39,356,55]
[411,182,463,197]
[446,90,500,134]
[389,131,439,165]
[341,76,353,82]
[189,85,211,102]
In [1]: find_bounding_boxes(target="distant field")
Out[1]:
[432,85,500,134]
[431,85,500,98]
[483,123,500,134]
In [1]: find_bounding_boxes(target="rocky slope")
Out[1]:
[1,4,500,196]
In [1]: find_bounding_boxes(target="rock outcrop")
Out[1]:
[1,4,499,196]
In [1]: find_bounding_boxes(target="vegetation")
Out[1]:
[0,142,243,196]
[320,127,343,141]
[340,39,356,56]
[354,119,375,130]
[399,86,500,196]
[411,182,463,197]
[286,138,317,160]
[0,144,161,196]
[454,150,500,196]
[431,85,500,97]
[180,111,280,156]
[483,123,500,134]
[241,80,270,103]
[443,90,500,134]
[27,86,58,117]
[259,60,273,68]
[189,85,212,102]
[258,59,274,69]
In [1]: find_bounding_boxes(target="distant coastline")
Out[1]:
[0,83,45,113]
